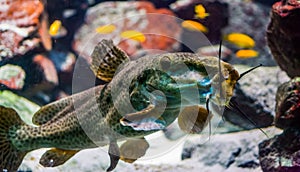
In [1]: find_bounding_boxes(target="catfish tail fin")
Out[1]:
[0,105,28,171]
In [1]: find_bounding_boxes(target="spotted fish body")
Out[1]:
[0,40,240,171]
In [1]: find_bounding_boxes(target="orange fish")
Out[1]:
[235,49,259,58]
[95,24,116,34]
[181,20,208,33]
[120,30,146,42]
[194,4,210,19]
[224,33,255,49]
[49,20,67,38]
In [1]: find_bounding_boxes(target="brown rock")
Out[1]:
[24,54,58,94]
[275,77,300,129]
[73,1,181,62]
[259,128,300,172]
[253,0,279,6]
[267,0,300,77]
[0,0,51,60]
[49,50,76,87]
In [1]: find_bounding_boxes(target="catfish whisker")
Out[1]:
[229,99,269,138]
[237,64,263,82]
[218,40,225,101]
[206,95,211,139]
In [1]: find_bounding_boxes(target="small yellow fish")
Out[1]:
[95,24,116,34]
[235,49,259,58]
[181,20,208,33]
[49,20,67,38]
[120,30,146,43]
[194,4,210,19]
[224,33,255,49]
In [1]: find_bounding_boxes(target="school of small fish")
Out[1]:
[180,4,209,33]
[223,32,259,59]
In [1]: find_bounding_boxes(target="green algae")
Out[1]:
[0,90,40,125]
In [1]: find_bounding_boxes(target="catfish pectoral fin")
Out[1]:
[90,39,130,82]
[120,137,149,163]
[120,103,167,131]
[106,141,120,172]
[39,148,79,167]
[121,104,156,122]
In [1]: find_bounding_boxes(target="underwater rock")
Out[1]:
[0,64,25,90]
[275,77,300,129]
[171,0,229,45]
[73,1,181,61]
[223,65,289,129]
[181,127,280,172]
[23,54,58,95]
[49,50,76,87]
[49,50,76,73]
[197,44,232,60]
[32,54,58,90]
[0,53,60,104]
[121,163,221,172]
[137,0,177,8]
[259,128,300,172]
[221,0,276,66]
[20,147,110,172]
[0,0,51,60]
[267,0,300,78]
[253,0,280,6]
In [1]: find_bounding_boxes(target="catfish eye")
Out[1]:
[160,56,171,70]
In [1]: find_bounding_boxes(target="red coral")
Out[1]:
[0,0,43,27]
[0,0,51,59]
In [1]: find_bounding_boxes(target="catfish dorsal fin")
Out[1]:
[90,39,130,82]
